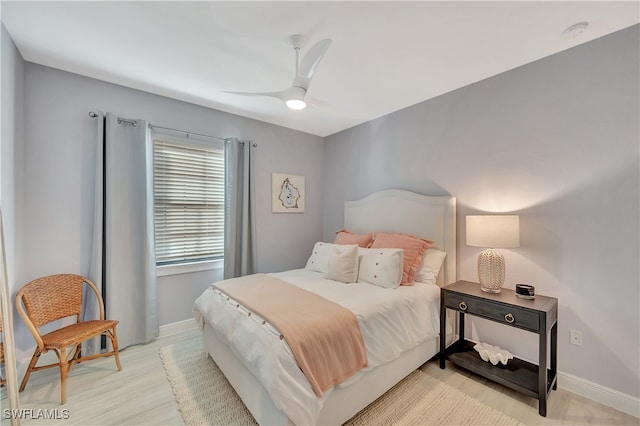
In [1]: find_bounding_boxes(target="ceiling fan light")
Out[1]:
[285,86,307,110]
[286,98,307,110]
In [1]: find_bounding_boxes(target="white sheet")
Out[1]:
[193,269,441,425]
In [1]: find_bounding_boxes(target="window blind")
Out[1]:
[153,138,224,264]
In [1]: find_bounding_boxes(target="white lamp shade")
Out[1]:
[466,215,520,248]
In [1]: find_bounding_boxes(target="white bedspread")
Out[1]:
[193,269,440,425]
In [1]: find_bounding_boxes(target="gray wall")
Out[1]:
[323,26,639,398]
[14,63,324,356]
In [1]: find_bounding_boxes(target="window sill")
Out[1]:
[156,258,223,277]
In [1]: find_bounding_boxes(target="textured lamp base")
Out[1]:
[478,249,505,293]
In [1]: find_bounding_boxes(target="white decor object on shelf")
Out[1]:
[474,342,514,366]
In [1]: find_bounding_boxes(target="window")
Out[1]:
[153,136,225,266]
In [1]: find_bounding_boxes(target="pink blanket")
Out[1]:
[213,273,368,397]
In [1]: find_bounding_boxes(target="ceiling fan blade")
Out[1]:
[222,90,286,101]
[223,37,332,107]
[296,38,332,87]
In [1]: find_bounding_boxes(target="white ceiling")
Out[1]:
[2,1,638,137]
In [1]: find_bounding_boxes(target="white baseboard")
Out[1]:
[558,371,640,419]
[159,318,198,338]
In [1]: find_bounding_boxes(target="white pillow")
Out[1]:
[305,242,337,274]
[416,269,437,286]
[326,245,359,283]
[415,248,447,284]
[357,247,404,289]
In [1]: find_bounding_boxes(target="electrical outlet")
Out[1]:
[570,329,583,346]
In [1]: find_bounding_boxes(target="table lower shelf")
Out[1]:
[445,340,556,399]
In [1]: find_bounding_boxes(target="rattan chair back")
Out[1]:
[19,274,87,328]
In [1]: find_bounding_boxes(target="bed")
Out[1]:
[194,189,457,425]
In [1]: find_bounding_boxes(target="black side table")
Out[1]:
[440,280,558,416]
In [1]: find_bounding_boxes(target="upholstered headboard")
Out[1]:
[344,189,457,286]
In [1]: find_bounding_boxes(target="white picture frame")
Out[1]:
[272,173,305,213]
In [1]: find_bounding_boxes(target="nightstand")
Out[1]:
[439,280,558,417]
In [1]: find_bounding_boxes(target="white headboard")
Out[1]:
[344,189,457,286]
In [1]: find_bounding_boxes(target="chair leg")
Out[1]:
[67,343,82,374]
[19,346,42,392]
[110,327,122,371]
[58,348,69,405]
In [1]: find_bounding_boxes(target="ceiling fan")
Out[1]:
[223,34,332,110]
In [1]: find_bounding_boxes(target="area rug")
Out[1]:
[159,335,522,425]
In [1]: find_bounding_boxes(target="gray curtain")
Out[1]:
[87,112,158,352]
[85,111,105,355]
[224,138,256,278]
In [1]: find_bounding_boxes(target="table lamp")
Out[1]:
[466,215,520,293]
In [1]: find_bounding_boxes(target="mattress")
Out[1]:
[193,268,441,425]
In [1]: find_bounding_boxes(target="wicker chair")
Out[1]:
[16,274,122,404]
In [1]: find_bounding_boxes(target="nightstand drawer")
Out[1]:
[443,291,539,332]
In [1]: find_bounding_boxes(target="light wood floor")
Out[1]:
[2,328,638,425]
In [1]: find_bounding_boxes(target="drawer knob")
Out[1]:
[504,313,515,323]
[458,301,468,311]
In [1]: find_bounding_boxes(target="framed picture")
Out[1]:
[272,173,305,213]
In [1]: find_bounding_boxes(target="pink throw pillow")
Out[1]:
[334,229,373,248]
[370,232,433,285]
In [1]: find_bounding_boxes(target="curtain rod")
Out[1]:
[89,111,137,127]
[88,111,257,147]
